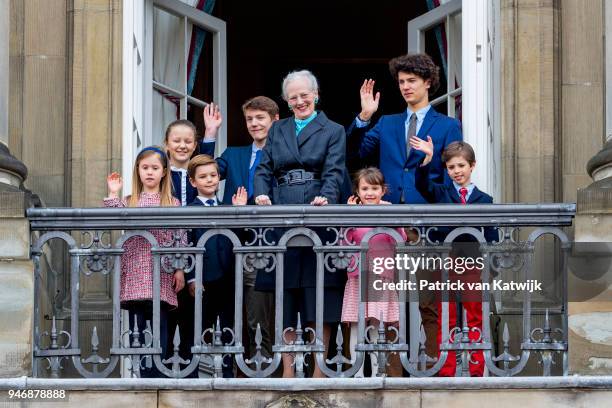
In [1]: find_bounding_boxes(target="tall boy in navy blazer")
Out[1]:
[194,97,279,364]
[347,53,462,204]
[185,155,247,378]
[347,53,461,361]
[412,138,495,377]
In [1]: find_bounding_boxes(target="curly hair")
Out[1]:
[388,53,440,95]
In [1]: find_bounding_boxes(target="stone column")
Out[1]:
[0,0,33,378]
[569,0,612,375]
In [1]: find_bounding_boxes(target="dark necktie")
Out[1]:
[459,187,468,205]
[205,199,216,206]
[407,113,417,159]
[248,150,262,199]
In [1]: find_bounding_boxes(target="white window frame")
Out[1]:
[408,0,501,201]
[408,0,462,118]
[122,0,227,191]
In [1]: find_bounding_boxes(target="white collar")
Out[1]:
[171,166,187,173]
[197,196,217,205]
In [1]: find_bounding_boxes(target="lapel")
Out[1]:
[407,107,439,165]
[189,197,222,206]
[239,145,252,185]
[449,184,462,204]
[395,111,409,163]
[297,111,327,148]
[279,118,303,166]
[468,186,484,204]
[188,198,205,207]
[417,107,438,139]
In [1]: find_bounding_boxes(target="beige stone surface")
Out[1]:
[69,1,122,209]
[562,85,604,175]
[563,174,597,203]
[24,0,66,56]
[571,211,612,374]
[9,0,67,207]
[561,0,603,83]
[421,389,612,408]
[0,260,33,377]
[0,218,29,259]
[501,0,560,204]
[24,391,158,408]
[159,390,419,408]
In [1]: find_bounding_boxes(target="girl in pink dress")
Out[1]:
[104,146,185,377]
[342,167,406,377]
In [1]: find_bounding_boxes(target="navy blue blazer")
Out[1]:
[198,140,215,157]
[415,161,498,245]
[218,145,253,204]
[169,141,215,206]
[185,198,235,284]
[170,169,197,206]
[347,107,462,204]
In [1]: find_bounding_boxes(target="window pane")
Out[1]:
[153,7,186,93]
[424,23,449,101]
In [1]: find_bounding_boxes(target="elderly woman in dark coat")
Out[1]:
[254,70,346,377]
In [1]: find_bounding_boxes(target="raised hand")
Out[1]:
[310,196,328,206]
[255,194,272,205]
[409,135,434,165]
[106,172,122,198]
[203,102,223,138]
[232,186,248,206]
[358,79,380,122]
[347,195,360,205]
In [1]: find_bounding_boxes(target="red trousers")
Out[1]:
[437,300,484,377]
[435,265,485,376]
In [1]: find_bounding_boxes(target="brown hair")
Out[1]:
[164,119,198,143]
[128,146,175,207]
[388,53,440,95]
[352,167,387,196]
[188,154,219,180]
[242,96,280,118]
[442,141,476,166]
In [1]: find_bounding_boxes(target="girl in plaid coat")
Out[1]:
[104,146,186,377]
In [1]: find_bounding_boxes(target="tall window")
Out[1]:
[122,0,226,189]
[408,0,501,200]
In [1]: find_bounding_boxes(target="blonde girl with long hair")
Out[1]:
[104,146,185,377]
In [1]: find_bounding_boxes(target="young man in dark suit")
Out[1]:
[347,53,463,369]
[347,53,462,204]
[197,97,279,367]
[200,97,279,204]
[185,154,247,377]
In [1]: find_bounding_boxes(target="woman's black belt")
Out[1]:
[277,169,320,185]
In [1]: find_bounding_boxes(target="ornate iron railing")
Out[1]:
[27,203,575,378]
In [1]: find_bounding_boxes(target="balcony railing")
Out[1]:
[27,203,576,379]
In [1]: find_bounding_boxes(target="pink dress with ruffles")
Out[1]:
[341,227,407,323]
[103,192,185,307]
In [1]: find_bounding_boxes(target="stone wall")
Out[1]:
[0,192,33,377]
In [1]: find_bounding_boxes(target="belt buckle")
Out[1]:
[287,169,306,185]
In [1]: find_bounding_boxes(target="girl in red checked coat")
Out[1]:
[342,167,407,377]
[104,146,186,377]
